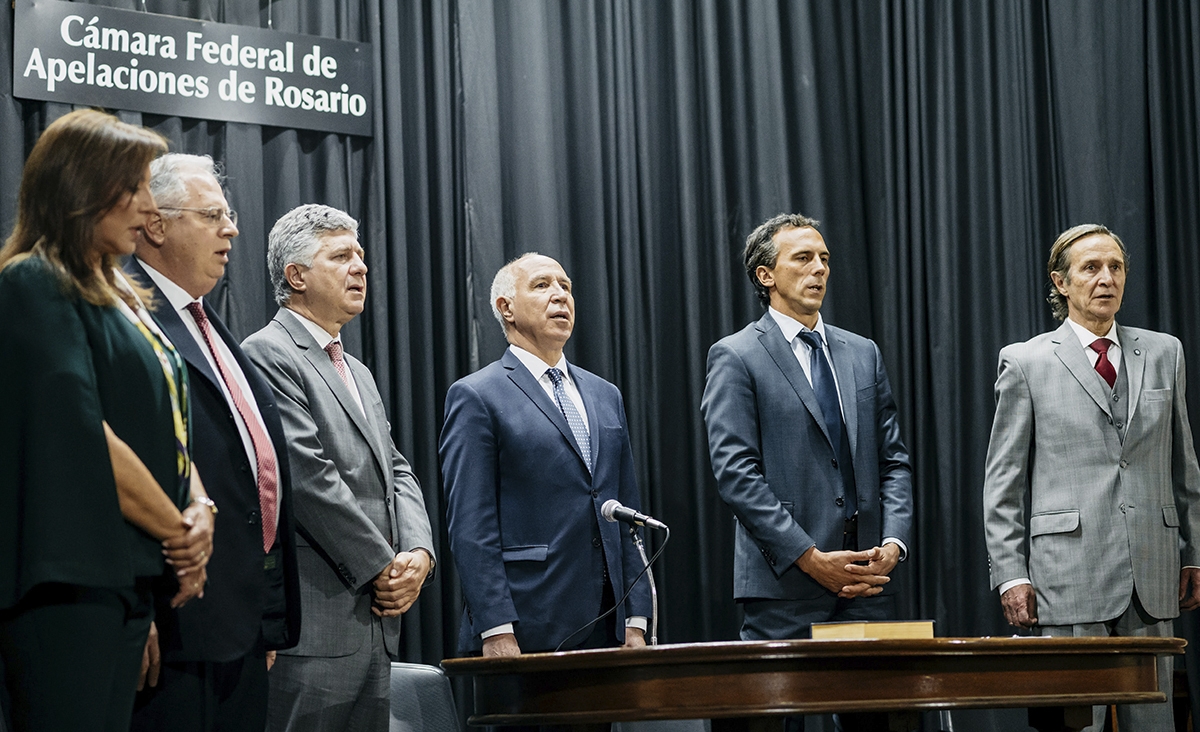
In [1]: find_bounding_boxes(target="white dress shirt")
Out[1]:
[1064,317,1122,376]
[286,308,366,417]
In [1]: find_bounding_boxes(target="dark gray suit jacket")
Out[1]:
[702,311,913,602]
[242,308,433,657]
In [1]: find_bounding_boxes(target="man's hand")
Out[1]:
[839,544,902,597]
[622,627,646,649]
[169,565,207,608]
[482,633,521,657]
[370,551,431,617]
[163,497,215,578]
[796,546,890,598]
[138,621,161,691]
[1000,584,1039,628]
[266,651,277,671]
[1180,568,1200,611]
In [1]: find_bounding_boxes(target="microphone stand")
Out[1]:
[629,525,658,645]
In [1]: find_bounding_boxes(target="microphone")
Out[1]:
[601,499,668,531]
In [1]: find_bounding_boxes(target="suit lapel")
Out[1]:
[276,309,383,469]
[1052,321,1113,418]
[825,326,858,458]
[755,313,835,450]
[344,357,392,481]
[572,365,601,470]
[1119,325,1145,427]
[501,350,590,471]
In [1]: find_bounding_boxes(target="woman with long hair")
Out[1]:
[0,109,215,732]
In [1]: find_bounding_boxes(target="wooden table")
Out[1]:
[441,636,1184,731]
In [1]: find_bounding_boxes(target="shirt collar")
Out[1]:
[286,307,341,350]
[1064,317,1120,350]
[768,307,828,346]
[135,257,201,313]
[509,344,571,383]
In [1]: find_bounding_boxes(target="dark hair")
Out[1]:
[742,213,820,306]
[1046,223,1130,321]
[0,109,167,306]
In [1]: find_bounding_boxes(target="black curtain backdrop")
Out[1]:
[3,1,1200,728]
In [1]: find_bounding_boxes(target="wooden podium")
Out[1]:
[442,636,1183,731]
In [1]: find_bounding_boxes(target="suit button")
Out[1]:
[835,497,845,507]
[1113,394,1120,402]
[1119,503,1127,514]
[831,459,838,468]
[592,537,602,548]
[591,490,598,498]
[240,464,250,474]
[1108,416,1114,425]
[1120,459,1129,468]
[1116,421,1124,429]
[248,509,260,526]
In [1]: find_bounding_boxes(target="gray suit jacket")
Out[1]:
[242,308,433,657]
[983,321,1200,624]
[702,311,913,602]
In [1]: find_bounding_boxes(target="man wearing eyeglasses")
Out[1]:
[125,154,300,732]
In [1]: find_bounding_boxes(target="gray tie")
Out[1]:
[547,367,592,474]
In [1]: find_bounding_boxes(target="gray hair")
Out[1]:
[490,252,541,334]
[742,213,821,307]
[1046,223,1130,321]
[149,153,223,214]
[268,204,360,305]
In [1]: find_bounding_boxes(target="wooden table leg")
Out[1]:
[1028,705,1094,732]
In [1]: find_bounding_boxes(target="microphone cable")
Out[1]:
[553,525,670,652]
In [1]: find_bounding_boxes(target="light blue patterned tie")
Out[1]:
[547,367,592,474]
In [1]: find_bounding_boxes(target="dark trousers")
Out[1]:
[0,582,152,732]
[132,636,269,732]
[488,583,621,732]
[740,531,896,732]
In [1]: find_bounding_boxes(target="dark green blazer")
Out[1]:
[0,256,188,609]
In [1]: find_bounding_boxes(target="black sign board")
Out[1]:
[12,0,374,137]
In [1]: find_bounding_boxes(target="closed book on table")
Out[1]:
[810,620,935,639]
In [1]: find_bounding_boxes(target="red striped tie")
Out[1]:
[186,302,279,551]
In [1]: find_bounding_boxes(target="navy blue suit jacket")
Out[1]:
[440,348,652,654]
[126,260,300,660]
[702,311,912,604]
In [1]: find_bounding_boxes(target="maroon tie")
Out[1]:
[1090,338,1117,389]
[186,302,279,551]
[324,340,351,387]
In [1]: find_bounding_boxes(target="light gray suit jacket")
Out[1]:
[983,321,1200,624]
[242,308,433,657]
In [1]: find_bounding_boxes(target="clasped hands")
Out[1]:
[796,543,900,598]
[371,550,431,617]
[163,492,216,609]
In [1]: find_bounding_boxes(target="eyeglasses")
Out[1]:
[159,207,238,227]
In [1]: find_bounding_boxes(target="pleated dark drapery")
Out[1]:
[3,1,1199,729]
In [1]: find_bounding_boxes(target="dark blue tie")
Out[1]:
[797,330,842,459]
[797,330,856,518]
